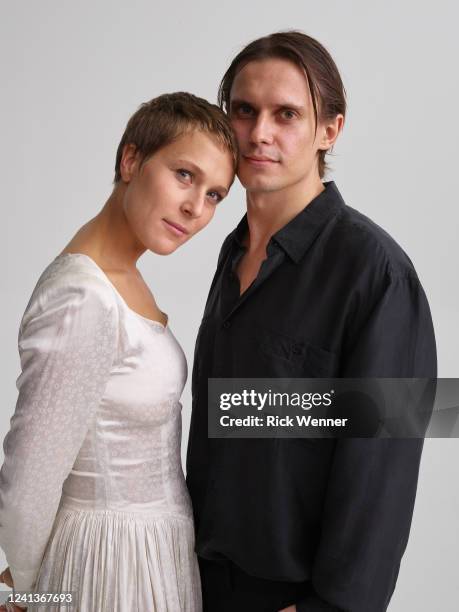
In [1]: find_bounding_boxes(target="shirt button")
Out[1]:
[222,321,231,329]
[292,344,302,355]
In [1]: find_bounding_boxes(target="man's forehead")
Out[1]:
[230,58,311,105]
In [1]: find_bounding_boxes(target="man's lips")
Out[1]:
[162,219,189,236]
[243,155,279,165]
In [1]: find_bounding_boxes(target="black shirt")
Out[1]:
[186,181,437,611]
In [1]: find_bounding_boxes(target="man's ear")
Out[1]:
[119,144,140,183]
[318,114,344,151]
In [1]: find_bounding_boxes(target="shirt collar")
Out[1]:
[232,181,345,264]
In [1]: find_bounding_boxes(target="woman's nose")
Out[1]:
[181,195,204,218]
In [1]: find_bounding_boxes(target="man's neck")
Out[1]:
[244,175,325,253]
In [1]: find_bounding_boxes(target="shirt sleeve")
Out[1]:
[297,272,437,612]
[0,274,118,593]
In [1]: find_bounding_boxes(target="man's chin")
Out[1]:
[237,174,281,194]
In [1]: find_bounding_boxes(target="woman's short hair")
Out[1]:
[114,92,238,183]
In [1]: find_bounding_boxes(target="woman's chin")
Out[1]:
[147,240,182,256]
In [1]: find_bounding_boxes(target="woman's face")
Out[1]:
[120,130,234,255]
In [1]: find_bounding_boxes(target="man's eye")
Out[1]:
[235,104,254,116]
[280,109,296,120]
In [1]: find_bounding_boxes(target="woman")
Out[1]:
[0,92,237,611]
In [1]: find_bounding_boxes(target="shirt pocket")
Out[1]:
[256,326,337,377]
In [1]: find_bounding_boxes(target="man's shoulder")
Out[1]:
[331,203,419,279]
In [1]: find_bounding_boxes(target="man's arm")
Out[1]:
[296,272,437,612]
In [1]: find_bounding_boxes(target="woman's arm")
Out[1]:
[0,273,118,592]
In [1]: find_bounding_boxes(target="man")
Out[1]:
[186,31,436,612]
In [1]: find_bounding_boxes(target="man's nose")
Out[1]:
[249,113,274,145]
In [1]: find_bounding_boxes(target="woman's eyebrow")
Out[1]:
[174,158,203,174]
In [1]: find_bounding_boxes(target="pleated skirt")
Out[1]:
[33,506,202,611]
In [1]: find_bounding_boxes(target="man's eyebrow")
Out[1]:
[230,98,253,107]
[230,98,305,112]
[274,102,305,112]
[174,158,228,194]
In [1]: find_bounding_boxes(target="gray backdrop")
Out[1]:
[1,1,458,610]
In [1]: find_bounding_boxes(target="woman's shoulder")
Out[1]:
[21,253,119,327]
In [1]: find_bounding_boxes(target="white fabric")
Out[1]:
[0,253,202,611]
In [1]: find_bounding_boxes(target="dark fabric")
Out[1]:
[199,556,312,612]
[186,181,437,612]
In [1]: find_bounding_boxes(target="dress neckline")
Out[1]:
[54,252,169,331]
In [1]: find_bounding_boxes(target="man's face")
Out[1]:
[229,58,326,195]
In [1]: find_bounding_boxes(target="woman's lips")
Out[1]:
[163,219,189,236]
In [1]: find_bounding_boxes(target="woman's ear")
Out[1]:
[119,144,140,183]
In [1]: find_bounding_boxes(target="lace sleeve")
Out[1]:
[0,273,118,592]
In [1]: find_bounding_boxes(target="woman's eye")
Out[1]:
[207,191,223,204]
[176,169,192,181]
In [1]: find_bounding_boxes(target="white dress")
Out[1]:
[0,253,202,611]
